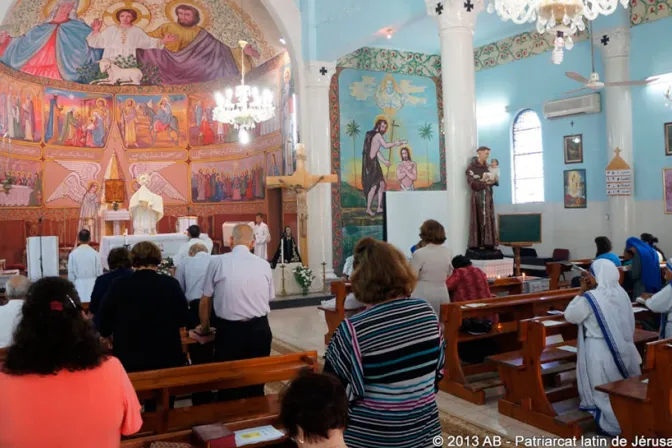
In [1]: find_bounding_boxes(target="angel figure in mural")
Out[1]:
[129,162,187,204]
[86,8,177,62]
[137,98,181,146]
[47,161,102,241]
[135,3,260,85]
[374,75,407,114]
[0,0,102,82]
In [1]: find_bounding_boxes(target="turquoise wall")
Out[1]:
[476,39,608,205]
[631,18,672,200]
[477,16,672,205]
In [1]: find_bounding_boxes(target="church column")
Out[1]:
[304,61,337,283]
[594,27,634,246]
[426,0,483,254]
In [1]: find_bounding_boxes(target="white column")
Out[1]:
[426,0,482,254]
[594,27,634,247]
[303,61,337,285]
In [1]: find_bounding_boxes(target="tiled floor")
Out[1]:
[268,306,596,444]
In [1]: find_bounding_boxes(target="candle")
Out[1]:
[522,272,526,281]
[123,229,128,246]
[321,235,326,263]
[281,237,285,265]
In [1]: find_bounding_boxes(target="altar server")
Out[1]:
[642,259,672,339]
[564,259,641,436]
[173,225,213,267]
[251,213,271,261]
[67,229,102,303]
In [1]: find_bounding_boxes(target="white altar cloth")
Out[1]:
[100,233,212,269]
[471,258,514,280]
[272,262,304,296]
[0,185,32,206]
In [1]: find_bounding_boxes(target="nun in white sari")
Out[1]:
[564,259,641,436]
[643,258,672,339]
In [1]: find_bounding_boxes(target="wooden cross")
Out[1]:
[266,143,337,265]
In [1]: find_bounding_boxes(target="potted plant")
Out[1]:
[293,265,315,296]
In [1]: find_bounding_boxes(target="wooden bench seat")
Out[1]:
[489,315,658,437]
[319,281,365,344]
[439,288,581,404]
[596,338,672,443]
[127,351,318,438]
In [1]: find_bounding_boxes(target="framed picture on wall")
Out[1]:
[564,169,587,209]
[564,134,583,164]
[663,169,672,214]
[665,123,672,156]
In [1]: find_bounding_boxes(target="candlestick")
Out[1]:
[280,264,288,296]
[322,261,328,292]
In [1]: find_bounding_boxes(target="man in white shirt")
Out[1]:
[0,275,30,348]
[176,243,212,328]
[68,229,103,303]
[200,223,275,400]
[176,242,213,405]
[173,225,214,267]
[250,213,271,261]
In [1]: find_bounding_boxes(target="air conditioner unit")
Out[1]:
[543,93,601,119]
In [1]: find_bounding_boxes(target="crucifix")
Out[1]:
[266,143,338,266]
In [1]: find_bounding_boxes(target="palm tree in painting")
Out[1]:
[419,123,433,188]
[345,120,361,187]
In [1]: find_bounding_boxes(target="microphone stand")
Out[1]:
[38,216,44,278]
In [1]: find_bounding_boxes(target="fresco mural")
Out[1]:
[266,149,281,177]
[0,80,43,143]
[0,0,284,86]
[116,94,187,149]
[331,68,446,271]
[43,88,113,147]
[279,63,296,175]
[188,92,233,146]
[0,156,42,207]
[191,154,265,204]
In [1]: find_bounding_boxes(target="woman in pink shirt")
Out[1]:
[0,277,142,448]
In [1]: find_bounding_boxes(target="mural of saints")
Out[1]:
[44,89,113,148]
[117,94,186,148]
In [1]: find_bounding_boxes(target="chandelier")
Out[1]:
[213,40,275,144]
[486,0,628,51]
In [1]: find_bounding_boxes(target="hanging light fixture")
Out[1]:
[485,0,627,45]
[213,40,275,142]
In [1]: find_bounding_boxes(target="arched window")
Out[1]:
[512,110,544,204]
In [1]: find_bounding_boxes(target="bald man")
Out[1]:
[1,275,30,348]
[200,223,275,401]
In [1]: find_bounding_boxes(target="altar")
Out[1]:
[0,185,32,206]
[272,262,305,296]
[99,233,213,269]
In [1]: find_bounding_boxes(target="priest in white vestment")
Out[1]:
[68,229,103,303]
[642,258,672,339]
[565,259,641,436]
[129,175,164,235]
[250,213,271,260]
[86,9,175,61]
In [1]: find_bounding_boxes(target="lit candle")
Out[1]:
[123,228,128,246]
[281,237,285,265]
[522,272,526,281]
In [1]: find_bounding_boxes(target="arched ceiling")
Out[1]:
[0,0,287,86]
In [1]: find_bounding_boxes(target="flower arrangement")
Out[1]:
[157,257,174,276]
[293,265,315,295]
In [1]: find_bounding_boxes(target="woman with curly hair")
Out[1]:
[0,277,142,447]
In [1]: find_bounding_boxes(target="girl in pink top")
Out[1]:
[0,277,142,448]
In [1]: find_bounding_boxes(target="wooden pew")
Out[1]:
[318,281,365,344]
[439,288,581,404]
[121,418,295,447]
[489,315,658,437]
[596,338,672,443]
[127,351,318,437]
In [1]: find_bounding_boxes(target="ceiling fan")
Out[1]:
[563,23,657,95]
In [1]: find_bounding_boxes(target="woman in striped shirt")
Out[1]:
[324,238,445,448]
